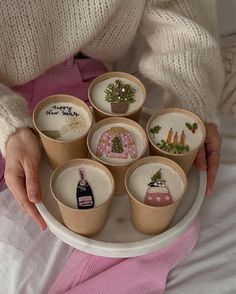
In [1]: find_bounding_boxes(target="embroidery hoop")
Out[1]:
[37,154,206,257]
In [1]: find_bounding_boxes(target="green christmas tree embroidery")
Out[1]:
[104,80,136,103]
[151,169,162,182]
[111,136,123,153]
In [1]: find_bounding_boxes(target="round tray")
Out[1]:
[37,153,206,258]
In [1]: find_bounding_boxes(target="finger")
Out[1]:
[5,173,47,230]
[205,130,222,155]
[206,154,220,196]
[23,159,41,203]
[195,145,207,170]
[204,123,222,195]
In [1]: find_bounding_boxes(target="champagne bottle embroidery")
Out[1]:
[76,167,94,209]
[96,127,137,159]
[144,169,173,207]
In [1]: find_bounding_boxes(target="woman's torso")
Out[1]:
[0,0,146,86]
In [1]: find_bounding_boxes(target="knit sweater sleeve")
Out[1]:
[139,0,225,125]
[0,83,33,156]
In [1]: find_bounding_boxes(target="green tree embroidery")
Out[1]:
[151,169,162,182]
[111,136,123,153]
[149,125,161,139]
[104,80,136,103]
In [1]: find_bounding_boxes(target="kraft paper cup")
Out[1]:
[146,108,206,174]
[125,156,187,235]
[33,94,93,169]
[88,71,146,122]
[50,158,114,236]
[87,117,148,196]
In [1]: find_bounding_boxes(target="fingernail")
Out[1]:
[206,189,212,196]
[29,191,39,202]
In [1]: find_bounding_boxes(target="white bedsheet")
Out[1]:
[0,113,236,294]
[166,114,236,294]
[0,189,73,294]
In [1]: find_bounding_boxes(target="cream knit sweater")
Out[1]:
[0,0,224,155]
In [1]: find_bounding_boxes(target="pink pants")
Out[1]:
[49,219,200,294]
[0,57,106,189]
[1,57,200,293]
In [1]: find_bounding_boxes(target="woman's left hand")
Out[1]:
[194,123,222,196]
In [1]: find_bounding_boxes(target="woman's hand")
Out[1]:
[195,123,222,196]
[4,127,47,230]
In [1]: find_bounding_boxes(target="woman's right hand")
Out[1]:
[4,127,47,230]
[195,123,222,196]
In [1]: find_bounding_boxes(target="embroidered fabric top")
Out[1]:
[96,127,137,159]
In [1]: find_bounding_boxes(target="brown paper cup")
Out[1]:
[88,72,146,122]
[50,158,115,236]
[146,108,206,174]
[125,156,187,235]
[87,117,148,196]
[33,94,93,169]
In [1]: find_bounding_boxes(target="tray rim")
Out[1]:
[36,169,206,258]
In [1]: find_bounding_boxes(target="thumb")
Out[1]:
[24,160,41,203]
[194,145,207,170]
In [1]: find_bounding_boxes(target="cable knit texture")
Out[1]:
[139,0,224,124]
[0,0,224,155]
[220,33,236,116]
[0,84,33,155]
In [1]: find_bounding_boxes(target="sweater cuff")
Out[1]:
[0,91,33,156]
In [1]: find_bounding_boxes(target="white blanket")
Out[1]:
[166,114,236,294]
[1,114,236,294]
[0,190,72,294]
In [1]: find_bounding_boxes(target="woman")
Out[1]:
[0,0,224,250]
[0,0,224,231]
[0,1,225,292]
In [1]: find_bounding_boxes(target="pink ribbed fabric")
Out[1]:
[0,57,106,190]
[49,218,200,294]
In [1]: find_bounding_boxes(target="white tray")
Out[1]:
[37,153,206,258]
